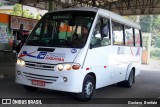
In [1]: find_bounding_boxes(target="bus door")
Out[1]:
[84,16,113,88]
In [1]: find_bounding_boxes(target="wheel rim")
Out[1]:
[85,81,93,96]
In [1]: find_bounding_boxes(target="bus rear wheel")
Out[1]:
[124,70,135,88]
[77,75,95,101]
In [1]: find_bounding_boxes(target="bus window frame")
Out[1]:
[134,28,142,47]
[111,20,125,46]
[124,25,134,46]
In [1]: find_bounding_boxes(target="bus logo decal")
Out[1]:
[37,52,47,59]
[19,51,36,58]
[71,49,77,53]
[44,53,65,62]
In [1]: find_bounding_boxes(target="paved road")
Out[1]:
[0,61,160,107]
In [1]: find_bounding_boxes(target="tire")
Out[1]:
[77,75,95,101]
[124,70,135,88]
[117,81,125,87]
[23,85,38,92]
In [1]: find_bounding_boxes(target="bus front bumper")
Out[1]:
[15,66,84,93]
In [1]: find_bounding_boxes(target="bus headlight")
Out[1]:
[57,64,63,71]
[64,64,72,70]
[17,58,25,66]
[20,60,25,66]
[57,63,80,71]
[17,59,21,65]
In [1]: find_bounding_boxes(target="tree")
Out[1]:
[23,10,29,18]
[139,15,160,48]
[139,16,152,32]
[36,14,41,20]
[28,13,35,19]
[11,4,22,16]
[124,16,138,22]
[152,15,160,32]
[11,4,35,19]
[0,2,3,7]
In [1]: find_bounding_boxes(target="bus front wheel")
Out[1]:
[77,75,95,101]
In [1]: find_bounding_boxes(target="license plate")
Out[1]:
[31,80,45,86]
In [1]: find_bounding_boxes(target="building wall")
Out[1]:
[0,13,12,51]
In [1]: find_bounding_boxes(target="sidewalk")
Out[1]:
[141,59,160,71]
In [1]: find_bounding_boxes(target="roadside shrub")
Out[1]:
[150,50,160,60]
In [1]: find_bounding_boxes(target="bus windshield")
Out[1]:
[26,11,96,48]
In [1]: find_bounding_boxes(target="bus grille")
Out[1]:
[25,61,55,71]
[23,72,58,84]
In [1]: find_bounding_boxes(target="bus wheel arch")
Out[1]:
[132,67,135,83]
[87,72,96,89]
[76,73,96,101]
[125,68,135,88]
[125,64,135,81]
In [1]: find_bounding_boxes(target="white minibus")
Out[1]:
[16,7,142,101]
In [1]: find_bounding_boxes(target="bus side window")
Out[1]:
[112,21,124,45]
[135,29,141,47]
[124,26,134,46]
[90,16,110,48]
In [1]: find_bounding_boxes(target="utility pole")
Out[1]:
[92,0,96,7]
[48,0,53,12]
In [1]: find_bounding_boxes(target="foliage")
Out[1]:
[152,33,160,48]
[150,50,160,60]
[0,2,3,7]
[36,14,41,20]
[152,15,160,32]
[124,16,138,22]
[28,13,34,19]
[11,4,22,16]
[11,4,41,20]
[138,15,160,48]
[139,16,152,32]
[23,9,30,17]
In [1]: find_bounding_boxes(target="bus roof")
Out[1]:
[48,7,140,30]
[48,7,98,13]
[98,8,141,30]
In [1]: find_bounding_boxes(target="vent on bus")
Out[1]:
[25,61,55,71]
[23,72,59,84]
[37,48,55,52]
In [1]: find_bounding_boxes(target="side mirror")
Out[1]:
[102,25,109,37]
